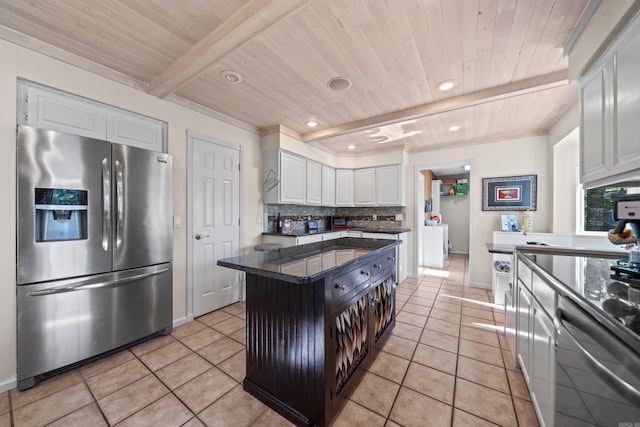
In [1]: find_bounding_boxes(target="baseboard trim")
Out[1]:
[0,375,17,393]
[172,316,189,328]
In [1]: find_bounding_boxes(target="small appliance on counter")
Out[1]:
[608,194,640,246]
[307,220,319,233]
[331,215,353,230]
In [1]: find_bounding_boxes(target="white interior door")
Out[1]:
[189,133,241,317]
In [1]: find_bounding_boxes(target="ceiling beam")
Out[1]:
[301,70,570,142]
[148,0,311,98]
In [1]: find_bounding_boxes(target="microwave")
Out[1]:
[331,215,353,229]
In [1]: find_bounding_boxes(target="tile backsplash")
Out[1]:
[264,204,406,233]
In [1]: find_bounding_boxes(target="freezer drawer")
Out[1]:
[17,263,172,389]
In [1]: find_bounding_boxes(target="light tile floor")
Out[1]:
[0,254,539,426]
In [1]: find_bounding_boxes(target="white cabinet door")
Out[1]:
[322,232,343,241]
[531,302,555,427]
[280,152,306,204]
[25,86,108,139]
[376,165,404,206]
[354,168,376,206]
[306,161,322,205]
[580,60,610,184]
[321,165,336,206]
[107,110,165,152]
[516,284,533,384]
[336,169,354,206]
[612,25,640,176]
[296,234,323,245]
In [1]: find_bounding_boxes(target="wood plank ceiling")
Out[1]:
[0,0,589,155]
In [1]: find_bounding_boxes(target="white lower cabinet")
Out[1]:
[515,256,556,427]
[322,231,346,241]
[531,303,555,427]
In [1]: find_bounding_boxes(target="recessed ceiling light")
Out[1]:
[437,80,457,91]
[306,121,318,128]
[220,70,243,83]
[449,125,461,132]
[328,77,352,91]
[464,164,471,171]
[347,145,356,150]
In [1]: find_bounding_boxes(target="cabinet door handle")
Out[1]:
[361,270,370,277]
[335,283,346,291]
[373,264,382,269]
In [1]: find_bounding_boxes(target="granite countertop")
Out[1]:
[486,243,517,254]
[262,228,411,237]
[515,246,638,351]
[218,237,400,284]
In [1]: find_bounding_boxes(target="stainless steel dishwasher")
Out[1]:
[555,296,640,426]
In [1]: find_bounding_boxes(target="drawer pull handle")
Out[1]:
[373,264,382,269]
[361,270,370,276]
[335,283,346,291]
[388,257,395,261]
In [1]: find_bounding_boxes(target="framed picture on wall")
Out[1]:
[482,175,537,211]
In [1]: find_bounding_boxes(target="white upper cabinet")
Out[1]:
[23,85,108,140]
[106,110,166,151]
[335,169,354,206]
[376,164,405,206]
[580,12,640,187]
[354,164,405,206]
[612,23,640,177]
[279,151,307,204]
[580,61,609,184]
[321,165,336,206]
[306,160,322,205]
[19,81,166,152]
[354,168,376,206]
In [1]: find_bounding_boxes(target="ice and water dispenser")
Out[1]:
[34,188,88,241]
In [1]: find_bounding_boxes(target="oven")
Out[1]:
[555,296,640,426]
[331,215,353,230]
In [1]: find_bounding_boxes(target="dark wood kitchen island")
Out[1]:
[218,237,399,427]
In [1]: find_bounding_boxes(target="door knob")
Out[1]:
[195,234,210,240]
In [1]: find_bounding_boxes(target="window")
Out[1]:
[583,186,640,232]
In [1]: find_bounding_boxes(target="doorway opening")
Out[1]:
[414,161,473,281]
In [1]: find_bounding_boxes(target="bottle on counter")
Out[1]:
[276,213,283,233]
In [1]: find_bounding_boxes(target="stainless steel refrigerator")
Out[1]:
[16,125,173,390]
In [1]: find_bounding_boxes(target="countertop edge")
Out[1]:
[218,238,400,284]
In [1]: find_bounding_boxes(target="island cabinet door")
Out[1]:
[331,292,372,407]
[371,275,396,343]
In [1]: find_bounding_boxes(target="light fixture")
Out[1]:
[306,121,318,128]
[220,70,243,83]
[464,164,471,171]
[449,125,461,132]
[437,80,457,91]
[347,145,356,150]
[327,77,352,91]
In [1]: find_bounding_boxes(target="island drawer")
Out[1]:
[330,264,371,306]
[370,251,395,283]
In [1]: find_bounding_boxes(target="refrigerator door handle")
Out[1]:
[27,268,169,296]
[102,158,111,251]
[115,159,124,250]
[558,309,640,405]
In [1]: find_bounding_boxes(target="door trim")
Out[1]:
[186,130,244,320]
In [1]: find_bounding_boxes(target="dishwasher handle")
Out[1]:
[558,302,640,405]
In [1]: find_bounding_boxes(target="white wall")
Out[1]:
[0,39,263,389]
[407,135,553,287]
[440,196,470,253]
[552,129,580,234]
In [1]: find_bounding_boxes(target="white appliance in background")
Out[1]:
[16,125,173,390]
[422,224,449,268]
